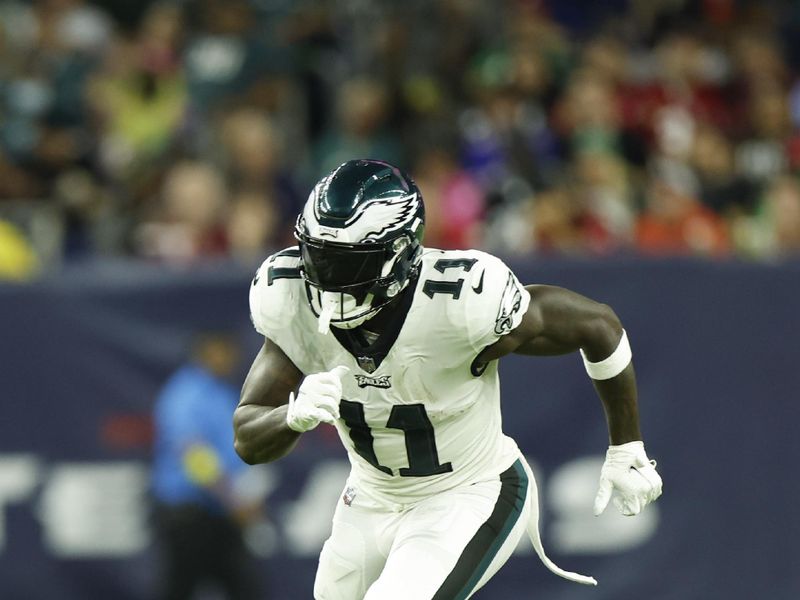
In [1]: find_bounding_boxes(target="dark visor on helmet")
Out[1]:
[299,239,388,291]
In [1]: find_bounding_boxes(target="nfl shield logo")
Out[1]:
[342,486,356,507]
[357,356,377,373]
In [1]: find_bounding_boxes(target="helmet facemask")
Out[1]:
[296,221,421,333]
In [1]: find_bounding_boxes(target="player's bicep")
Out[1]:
[478,284,620,362]
[239,337,303,409]
[515,285,621,358]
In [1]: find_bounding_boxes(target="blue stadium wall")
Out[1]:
[0,257,798,600]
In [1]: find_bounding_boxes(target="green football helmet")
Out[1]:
[295,159,425,330]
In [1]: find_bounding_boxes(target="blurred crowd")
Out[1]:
[2,0,800,278]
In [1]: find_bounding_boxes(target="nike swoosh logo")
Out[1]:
[472,270,485,294]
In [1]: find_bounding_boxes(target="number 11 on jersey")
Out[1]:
[339,400,453,477]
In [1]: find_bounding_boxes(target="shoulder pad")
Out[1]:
[462,251,530,350]
[249,247,303,337]
[416,249,530,350]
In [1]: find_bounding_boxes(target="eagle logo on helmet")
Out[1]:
[343,192,420,242]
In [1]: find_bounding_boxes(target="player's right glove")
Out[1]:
[593,441,663,516]
[285,365,349,433]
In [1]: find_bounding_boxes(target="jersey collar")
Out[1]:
[330,275,419,373]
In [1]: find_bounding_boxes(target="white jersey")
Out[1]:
[249,247,531,509]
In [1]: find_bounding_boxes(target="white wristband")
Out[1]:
[580,329,632,380]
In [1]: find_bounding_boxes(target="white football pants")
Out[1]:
[313,458,532,600]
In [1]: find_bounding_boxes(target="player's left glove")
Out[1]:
[593,441,662,516]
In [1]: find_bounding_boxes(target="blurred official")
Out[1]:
[152,333,263,600]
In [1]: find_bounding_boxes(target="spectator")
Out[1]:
[735,79,792,185]
[636,160,730,256]
[532,186,585,255]
[217,108,302,244]
[732,175,800,257]
[412,146,485,249]
[226,189,279,262]
[184,0,271,113]
[690,124,756,214]
[87,4,187,184]
[135,161,228,261]
[572,149,636,254]
[312,77,403,176]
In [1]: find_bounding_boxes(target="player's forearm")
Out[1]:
[578,311,643,445]
[234,339,305,464]
[233,404,301,464]
[591,364,642,445]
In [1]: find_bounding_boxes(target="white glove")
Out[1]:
[593,441,663,516]
[286,365,349,433]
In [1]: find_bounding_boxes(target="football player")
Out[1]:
[235,159,663,599]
